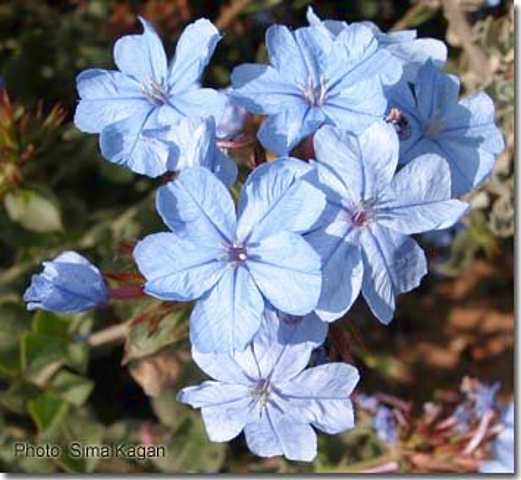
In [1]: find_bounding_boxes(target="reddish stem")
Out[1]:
[109,285,145,299]
[217,134,255,150]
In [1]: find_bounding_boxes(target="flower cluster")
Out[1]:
[24,7,504,463]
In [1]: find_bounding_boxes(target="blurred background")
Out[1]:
[0,0,514,474]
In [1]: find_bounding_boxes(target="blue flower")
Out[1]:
[24,251,108,313]
[373,405,398,444]
[154,116,237,186]
[231,21,389,155]
[133,159,326,353]
[178,306,360,462]
[480,402,514,473]
[74,17,226,177]
[306,7,447,84]
[306,122,468,324]
[385,60,504,196]
[474,381,500,417]
[216,88,249,139]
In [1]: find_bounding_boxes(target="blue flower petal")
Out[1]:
[244,408,317,462]
[74,69,148,133]
[314,123,398,201]
[360,225,427,324]
[247,231,322,316]
[252,306,327,381]
[155,167,236,243]
[279,363,359,434]
[114,17,167,84]
[236,158,326,241]
[414,60,460,120]
[257,103,325,155]
[377,154,468,234]
[190,266,264,353]
[231,64,302,115]
[99,109,170,177]
[306,223,363,322]
[133,232,226,301]
[168,18,221,94]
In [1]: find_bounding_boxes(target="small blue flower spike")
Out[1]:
[154,116,238,187]
[386,60,505,196]
[23,251,108,313]
[306,122,468,325]
[178,306,360,462]
[306,7,447,84]
[373,405,398,444]
[231,19,390,155]
[480,402,514,473]
[133,160,326,353]
[74,17,226,177]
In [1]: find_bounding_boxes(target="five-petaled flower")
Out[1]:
[305,122,468,324]
[74,17,226,177]
[306,7,447,84]
[178,306,360,462]
[230,20,390,155]
[133,160,326,353]
[385,60,504,196]
[24,251,108,313]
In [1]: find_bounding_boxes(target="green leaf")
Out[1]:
[20,332,68,373]
[32,311,70,338]
[123,308,189,364]
[50,370,94,407]
[0,380,40,414]
[28,392,69,434]
[0,302,32,352]
[4,189,63,233]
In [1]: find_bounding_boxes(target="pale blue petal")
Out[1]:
[442,92,505,154]
[306,6,348,38]
[168,19,221,93]
[360,225,427,324]
[99,109,170,177]
[294,26,333,86]
[306,224,363,322]
[191,347,256,385]
[377,154,469,234]
[168,88,227,122]
[159,116,237,187]
[74,69,148,133]
[313,125,364,202]
[114,17,167,83]
[244,408,317,462]
[247,231,322,316]
[414,60,460,120]
[326,24,392,88]
[236,157,326,241]
[265,25,308,84]
[155,167,236,243]
[201,397,257,442]
[323,77,387,135]
[177,381,250,408]
[133,232,225,301]
[190,266,264,353]
[315,122,398,201]
[252,306,327,381]
[279,363,359,434]
[385,38,447,83]
[257,104,325,155]
[231,64,302,115]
